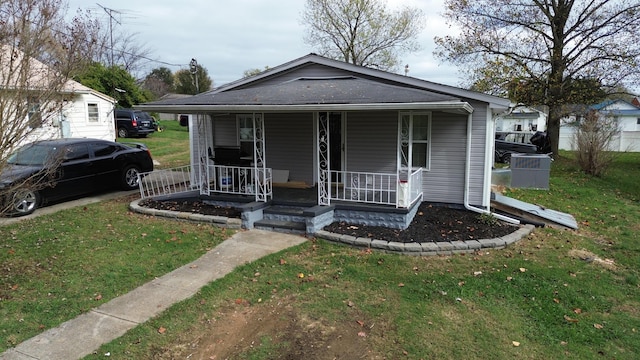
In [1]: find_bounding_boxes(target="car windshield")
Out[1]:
[7,144,58,166]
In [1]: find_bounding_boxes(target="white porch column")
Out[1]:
[253,113,271,201]
[194,114,212,195]
[317,112,330,205]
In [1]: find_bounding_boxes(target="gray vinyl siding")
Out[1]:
[264,113,314,184]
[213,115,238,147]
[423,112,467,204]
[422,106,487,206]
[467,101,489,206]
[345,111,397,174]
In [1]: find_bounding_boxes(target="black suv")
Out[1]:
[115,109,156,138]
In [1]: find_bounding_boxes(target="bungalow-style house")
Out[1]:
[137,54,514,232]
[1,45,116,148]
[559,99,640,152]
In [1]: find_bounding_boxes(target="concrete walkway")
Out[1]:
[1,230,307,360]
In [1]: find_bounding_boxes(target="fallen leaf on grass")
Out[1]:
[573,308,582,314]
[357,331,367,337]
[158,327,166,334]
[594,323,604,329]
[94,294,102,301]
[512,341,520,347]
[519,268,527,272]
[553,298,560,304]
[279,258,287,265]
[398,283,405,287]
[356,320,365,327]
[564,315,579,323]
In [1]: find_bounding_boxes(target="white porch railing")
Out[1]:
[327,169,423,208]
[138,165,272,201]
[139,165,194,199]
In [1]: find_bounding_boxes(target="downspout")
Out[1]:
[464,113,520,224]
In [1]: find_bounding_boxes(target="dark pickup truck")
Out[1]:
[495,131,551,164]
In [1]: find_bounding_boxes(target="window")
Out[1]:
[28,98,41,128]
[237,114,254,141]
[63,144,90,161]
[92,143,119,157]
[87,103,99,122]
[637,118,640,125]
[399,112,431,170]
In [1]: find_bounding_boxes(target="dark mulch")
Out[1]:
[139,198,242,218]
[324,203,516,243]
[138,199,516,243]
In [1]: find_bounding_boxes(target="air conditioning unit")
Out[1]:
[510,154,551,189]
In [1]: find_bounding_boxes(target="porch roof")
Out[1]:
[137,77,475,114]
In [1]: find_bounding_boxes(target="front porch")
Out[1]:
[137,165,423,233]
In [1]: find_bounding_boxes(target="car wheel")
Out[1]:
[503,153,512,165]
[121,165,141,190]
[118,127,129,138]
[11,189,39,216]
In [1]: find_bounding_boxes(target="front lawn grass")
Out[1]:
[0,195,233,350]
[1,152,639,359]
[87,154,639,359]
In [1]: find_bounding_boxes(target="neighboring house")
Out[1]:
[24,81,117,144]
[559,99,640,151]
[138,54,513,230]
[495,104,547,133]
[1,45,116,148]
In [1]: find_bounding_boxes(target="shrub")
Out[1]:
[573,110,619,177]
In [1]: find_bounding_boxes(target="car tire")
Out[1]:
[503,153,512,165]
[11,188,39,216]
[118,127,129,138]
[121,165,142,190]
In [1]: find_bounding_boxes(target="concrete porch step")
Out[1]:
[254,219,306,234]
[263,205,305,216]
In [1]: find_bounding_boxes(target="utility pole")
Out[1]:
[190,58,199,94]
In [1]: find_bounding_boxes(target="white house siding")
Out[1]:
[61,93,115,140]
[264,113,314,184]
[21,92,115,146]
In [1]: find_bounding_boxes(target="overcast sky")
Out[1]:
[66,0,462,87]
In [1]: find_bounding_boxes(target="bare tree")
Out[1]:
[572,110,620,177]
[301,0,424,71]
[0,0,100,215]
[435,0,640,156]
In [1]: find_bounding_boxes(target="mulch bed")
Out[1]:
[138,199,516,243]
[139,198,242,218]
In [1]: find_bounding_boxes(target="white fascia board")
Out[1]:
[135,101,475,114]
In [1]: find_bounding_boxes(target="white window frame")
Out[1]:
[398,111,431,171]
[87,102,99,123]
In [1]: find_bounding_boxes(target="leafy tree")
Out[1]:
[75,62,149,108]
[143,67,174,99]
[435,0,640,155]
[301,0,424,71]
[174,65,212,95]
[243,66,271,78]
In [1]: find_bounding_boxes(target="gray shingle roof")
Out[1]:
[147,76,459,106]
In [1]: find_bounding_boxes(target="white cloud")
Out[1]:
[67,0,459,86]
